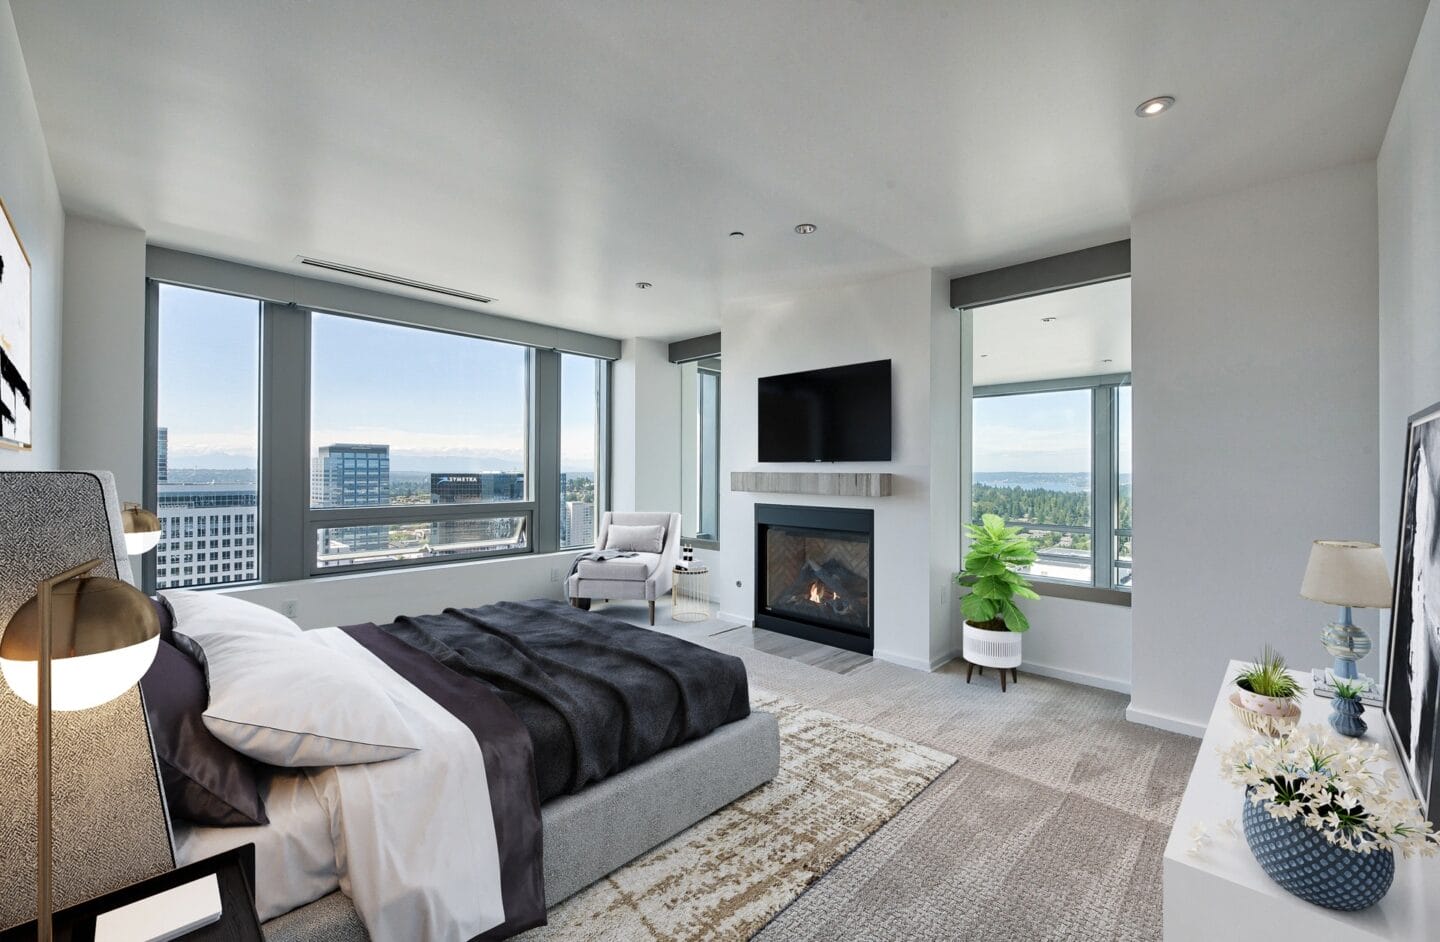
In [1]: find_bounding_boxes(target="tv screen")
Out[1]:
[758,359,892,462]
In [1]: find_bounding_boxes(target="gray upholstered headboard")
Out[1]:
[0,471,174,930]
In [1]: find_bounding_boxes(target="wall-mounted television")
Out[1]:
[758,359,892,462]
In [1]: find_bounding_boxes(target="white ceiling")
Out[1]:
[10,1,1427,340]
[972,278,1131,386]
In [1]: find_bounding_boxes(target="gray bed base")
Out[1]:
[262,710,781,940]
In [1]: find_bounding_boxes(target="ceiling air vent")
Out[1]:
[296,257,496,304]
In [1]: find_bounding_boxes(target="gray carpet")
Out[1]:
[602,600,1200,942]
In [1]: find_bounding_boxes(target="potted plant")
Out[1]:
[1220,726,1440,910]
[1330,678,1369,738]
[1233,647,1301,718]
[955,513,1038,689]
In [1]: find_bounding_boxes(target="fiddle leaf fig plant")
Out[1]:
[954,513,1039,632]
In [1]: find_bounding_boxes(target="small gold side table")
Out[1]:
[671,566,711,622]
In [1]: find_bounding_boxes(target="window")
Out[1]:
[559,353,603,549]
[147,261,614,588]
[308,312,532,571]
[967,276,1132,593]
[153,285,261,589]
[680,358,721,544]
[972,389,1094,584]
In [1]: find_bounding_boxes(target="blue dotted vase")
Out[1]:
[1242,789,1394,911]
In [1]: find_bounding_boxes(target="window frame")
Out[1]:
[971,371,1131,602]
[144,266,613,591]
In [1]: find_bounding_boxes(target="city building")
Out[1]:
[312,443,391,558]
[431,471,527,549]
[563,499,594,548]
[153,482,259,588]
[156,426,168,483]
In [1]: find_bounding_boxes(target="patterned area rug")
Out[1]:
[518,691,955,942]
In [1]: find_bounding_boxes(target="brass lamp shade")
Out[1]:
[0,576,160,711]
[120,502,162,556]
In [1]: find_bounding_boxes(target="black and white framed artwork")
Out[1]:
[0,196,32,451]
[1385,399,1440,819]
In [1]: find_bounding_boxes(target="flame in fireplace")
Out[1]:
[807,582,837,605]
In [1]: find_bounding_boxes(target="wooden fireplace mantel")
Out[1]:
[730,470,893,498]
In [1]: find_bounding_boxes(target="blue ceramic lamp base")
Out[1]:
[1321,605,1371,681]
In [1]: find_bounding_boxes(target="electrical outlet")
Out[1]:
[280,599,299,619]
[550,567,561,583]
[735,580,743,589]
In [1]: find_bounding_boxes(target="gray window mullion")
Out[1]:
[307,502,536,528]
[533,349,560,554]
[141,279,161,594]
[261,302,311,583]
[1092,385,1115,590]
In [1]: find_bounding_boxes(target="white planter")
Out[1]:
[962,622,1022,669]
[1235,685,1295,718]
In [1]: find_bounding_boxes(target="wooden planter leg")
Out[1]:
[966,662,974,683]
[999,669,1008,692]
[1011,667,1019,684]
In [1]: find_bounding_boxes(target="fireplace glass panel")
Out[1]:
[763,526,871,631]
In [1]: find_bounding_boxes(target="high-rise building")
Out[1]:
[156,426,169,483]
[430,471,527,548]
[154,483,259,588]
[564,500,595,547]
[312,443,391,558]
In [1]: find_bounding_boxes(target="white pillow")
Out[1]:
[167,592,418,767]
[606,523,665,554]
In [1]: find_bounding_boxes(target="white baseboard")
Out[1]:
[872,648,937,672]
[1021,661,1131,694]
[715,611,753,627]
[1125,703,1205,738]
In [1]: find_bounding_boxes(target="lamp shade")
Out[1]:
[1299,540,1393,609]
[0,576,160,711]
[120,503,162,556]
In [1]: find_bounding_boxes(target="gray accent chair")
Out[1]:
[566,512,681,625]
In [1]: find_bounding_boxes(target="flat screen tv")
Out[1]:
[758,359,892,462]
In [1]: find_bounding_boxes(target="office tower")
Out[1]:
[153,483,259,588]
[156,426,169,483]
[312,443,391,558]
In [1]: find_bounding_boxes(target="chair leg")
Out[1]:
[648,600,656,626]
[966,661,974,684]
[571,597,590,611]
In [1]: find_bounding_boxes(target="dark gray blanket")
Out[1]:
[376,598,751,803]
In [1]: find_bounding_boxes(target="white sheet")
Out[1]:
[173,773,339,921]
[174,628,505,940]
[305,627,505,941]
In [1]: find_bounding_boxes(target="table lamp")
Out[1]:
[0,560,161,942]
[120,502,163,556]
[1299,540,1393,680]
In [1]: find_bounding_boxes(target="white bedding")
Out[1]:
[174,772,340,921]
[177,627,506,940]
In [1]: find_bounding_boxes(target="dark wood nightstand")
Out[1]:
[0,844,262,942]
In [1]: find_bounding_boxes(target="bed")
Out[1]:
[158,595,780,941]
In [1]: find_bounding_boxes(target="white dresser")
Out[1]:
[1163,661,1440,941]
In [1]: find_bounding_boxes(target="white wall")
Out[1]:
[0,3,63,470]
[1129,161,1381,735]
[611,337,681,514]
[717,269,959,670]
[1020,595,1132,692]
[1378,0,1440,679]
[59,214,146,500]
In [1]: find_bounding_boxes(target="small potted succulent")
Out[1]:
[955,514,1038,689]
[1233,647,1301,718]
[1221,726,1440,910]
[1330,678,1369,738]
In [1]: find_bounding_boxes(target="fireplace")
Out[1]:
[755,504,874,654]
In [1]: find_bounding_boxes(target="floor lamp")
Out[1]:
[0,561,160,942]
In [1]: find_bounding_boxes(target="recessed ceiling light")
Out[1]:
[729,231,745,239]
[635,282,653,290]
[1135,95,1175,117]
[794,223,817,235]
[1041,316,1057,323]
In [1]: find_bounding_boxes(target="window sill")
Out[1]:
[1029,579,1132,607]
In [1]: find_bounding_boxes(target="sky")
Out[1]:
[157,284,600,472]
[972,386,1133,477]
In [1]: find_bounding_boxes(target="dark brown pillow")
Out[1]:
[140,638,269,827]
